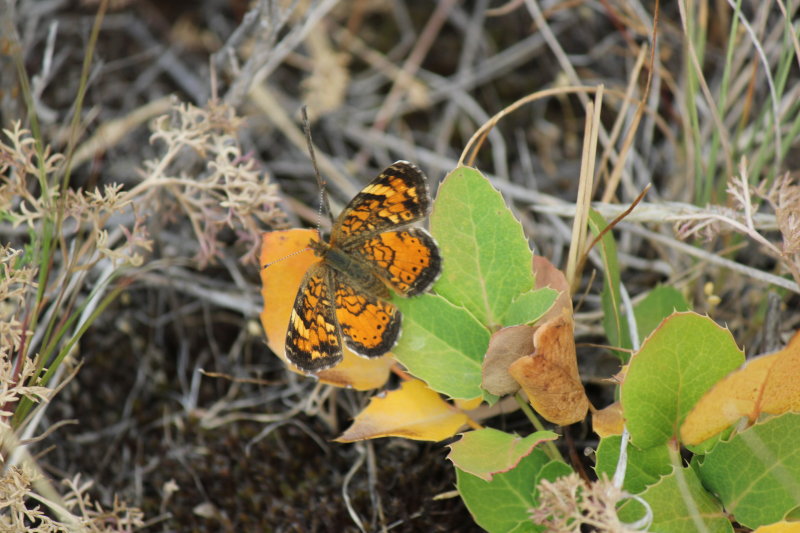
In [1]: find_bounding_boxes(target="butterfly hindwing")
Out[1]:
[334,279,402,357]
[285,263,343,372]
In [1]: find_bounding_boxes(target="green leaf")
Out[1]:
[594,435,671,494]
[696,413,800,529]
[621,312,744,448]
[533,460,574,487]
[448,428,558,481]
[633,286,691,344]
[430,166,534,329]
[618,465,733,533]
[501,288,559,326]
[456,448,552,533]
[393,293,490,399]
[587,209,632,360]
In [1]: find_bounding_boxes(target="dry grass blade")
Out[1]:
[565,90,602,292]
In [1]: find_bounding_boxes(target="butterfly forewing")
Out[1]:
[333,161,431,246]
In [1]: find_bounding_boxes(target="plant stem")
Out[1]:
[514,392,564,463]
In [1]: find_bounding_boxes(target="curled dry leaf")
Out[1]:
[482,325,533,396]
[509,310,589,426]
[259,229,394,390]
[532,255,573,319]
[481,255,572,396]
[680,330,800,445]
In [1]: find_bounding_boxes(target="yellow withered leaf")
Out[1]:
[335,379,470,442]
[592,401,624,438]
[753,522,800,533]
[681,331,800,445]
[454,396,484,411]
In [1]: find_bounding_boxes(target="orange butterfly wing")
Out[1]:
[285,263,343,372]
[351,228,441,296]
[333,279,402,357]
[333,161,432,245]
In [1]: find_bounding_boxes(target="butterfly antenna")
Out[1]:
[301,106,333,228]
[262,247,312,270]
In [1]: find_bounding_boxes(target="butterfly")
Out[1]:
[285,161,442,373]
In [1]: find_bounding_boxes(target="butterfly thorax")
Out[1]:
[309,237,390,299]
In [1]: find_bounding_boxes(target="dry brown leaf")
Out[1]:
[680,330,800,445]
[533,255,573,322]
[481,256,572,397]
[509,309,589,425]
[482,325,534,396]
